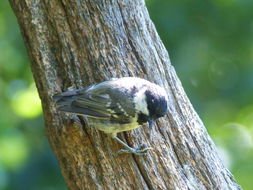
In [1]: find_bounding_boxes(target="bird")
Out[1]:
[53,77,168,155]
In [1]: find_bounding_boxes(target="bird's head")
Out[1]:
[136,84,168,130]
[145,86,168,121]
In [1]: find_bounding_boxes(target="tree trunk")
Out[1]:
[9,0,241,190]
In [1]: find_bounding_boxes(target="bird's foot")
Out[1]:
[117,143,152,155]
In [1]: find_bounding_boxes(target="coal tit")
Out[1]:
[53,77,168,155]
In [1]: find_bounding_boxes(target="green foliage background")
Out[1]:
[0,0,252,189]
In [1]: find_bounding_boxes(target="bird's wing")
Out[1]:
[53,85,135,122]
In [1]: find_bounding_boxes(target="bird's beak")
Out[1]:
[148,119,154,131]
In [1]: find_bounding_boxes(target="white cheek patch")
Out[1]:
[133,87,149,115]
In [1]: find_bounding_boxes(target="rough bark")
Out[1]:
[9,0,241,190]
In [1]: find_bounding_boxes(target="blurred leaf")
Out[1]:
[237,105,253,128]
[0,131,29,170]
[11,84,42,118]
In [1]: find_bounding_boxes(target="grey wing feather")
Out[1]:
[57,105,109,118]
[53,81,136,122]
[53,89,112,119]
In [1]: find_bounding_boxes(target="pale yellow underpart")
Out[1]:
[89,119,141,134]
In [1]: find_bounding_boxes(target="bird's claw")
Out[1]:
[117,144,152,155]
